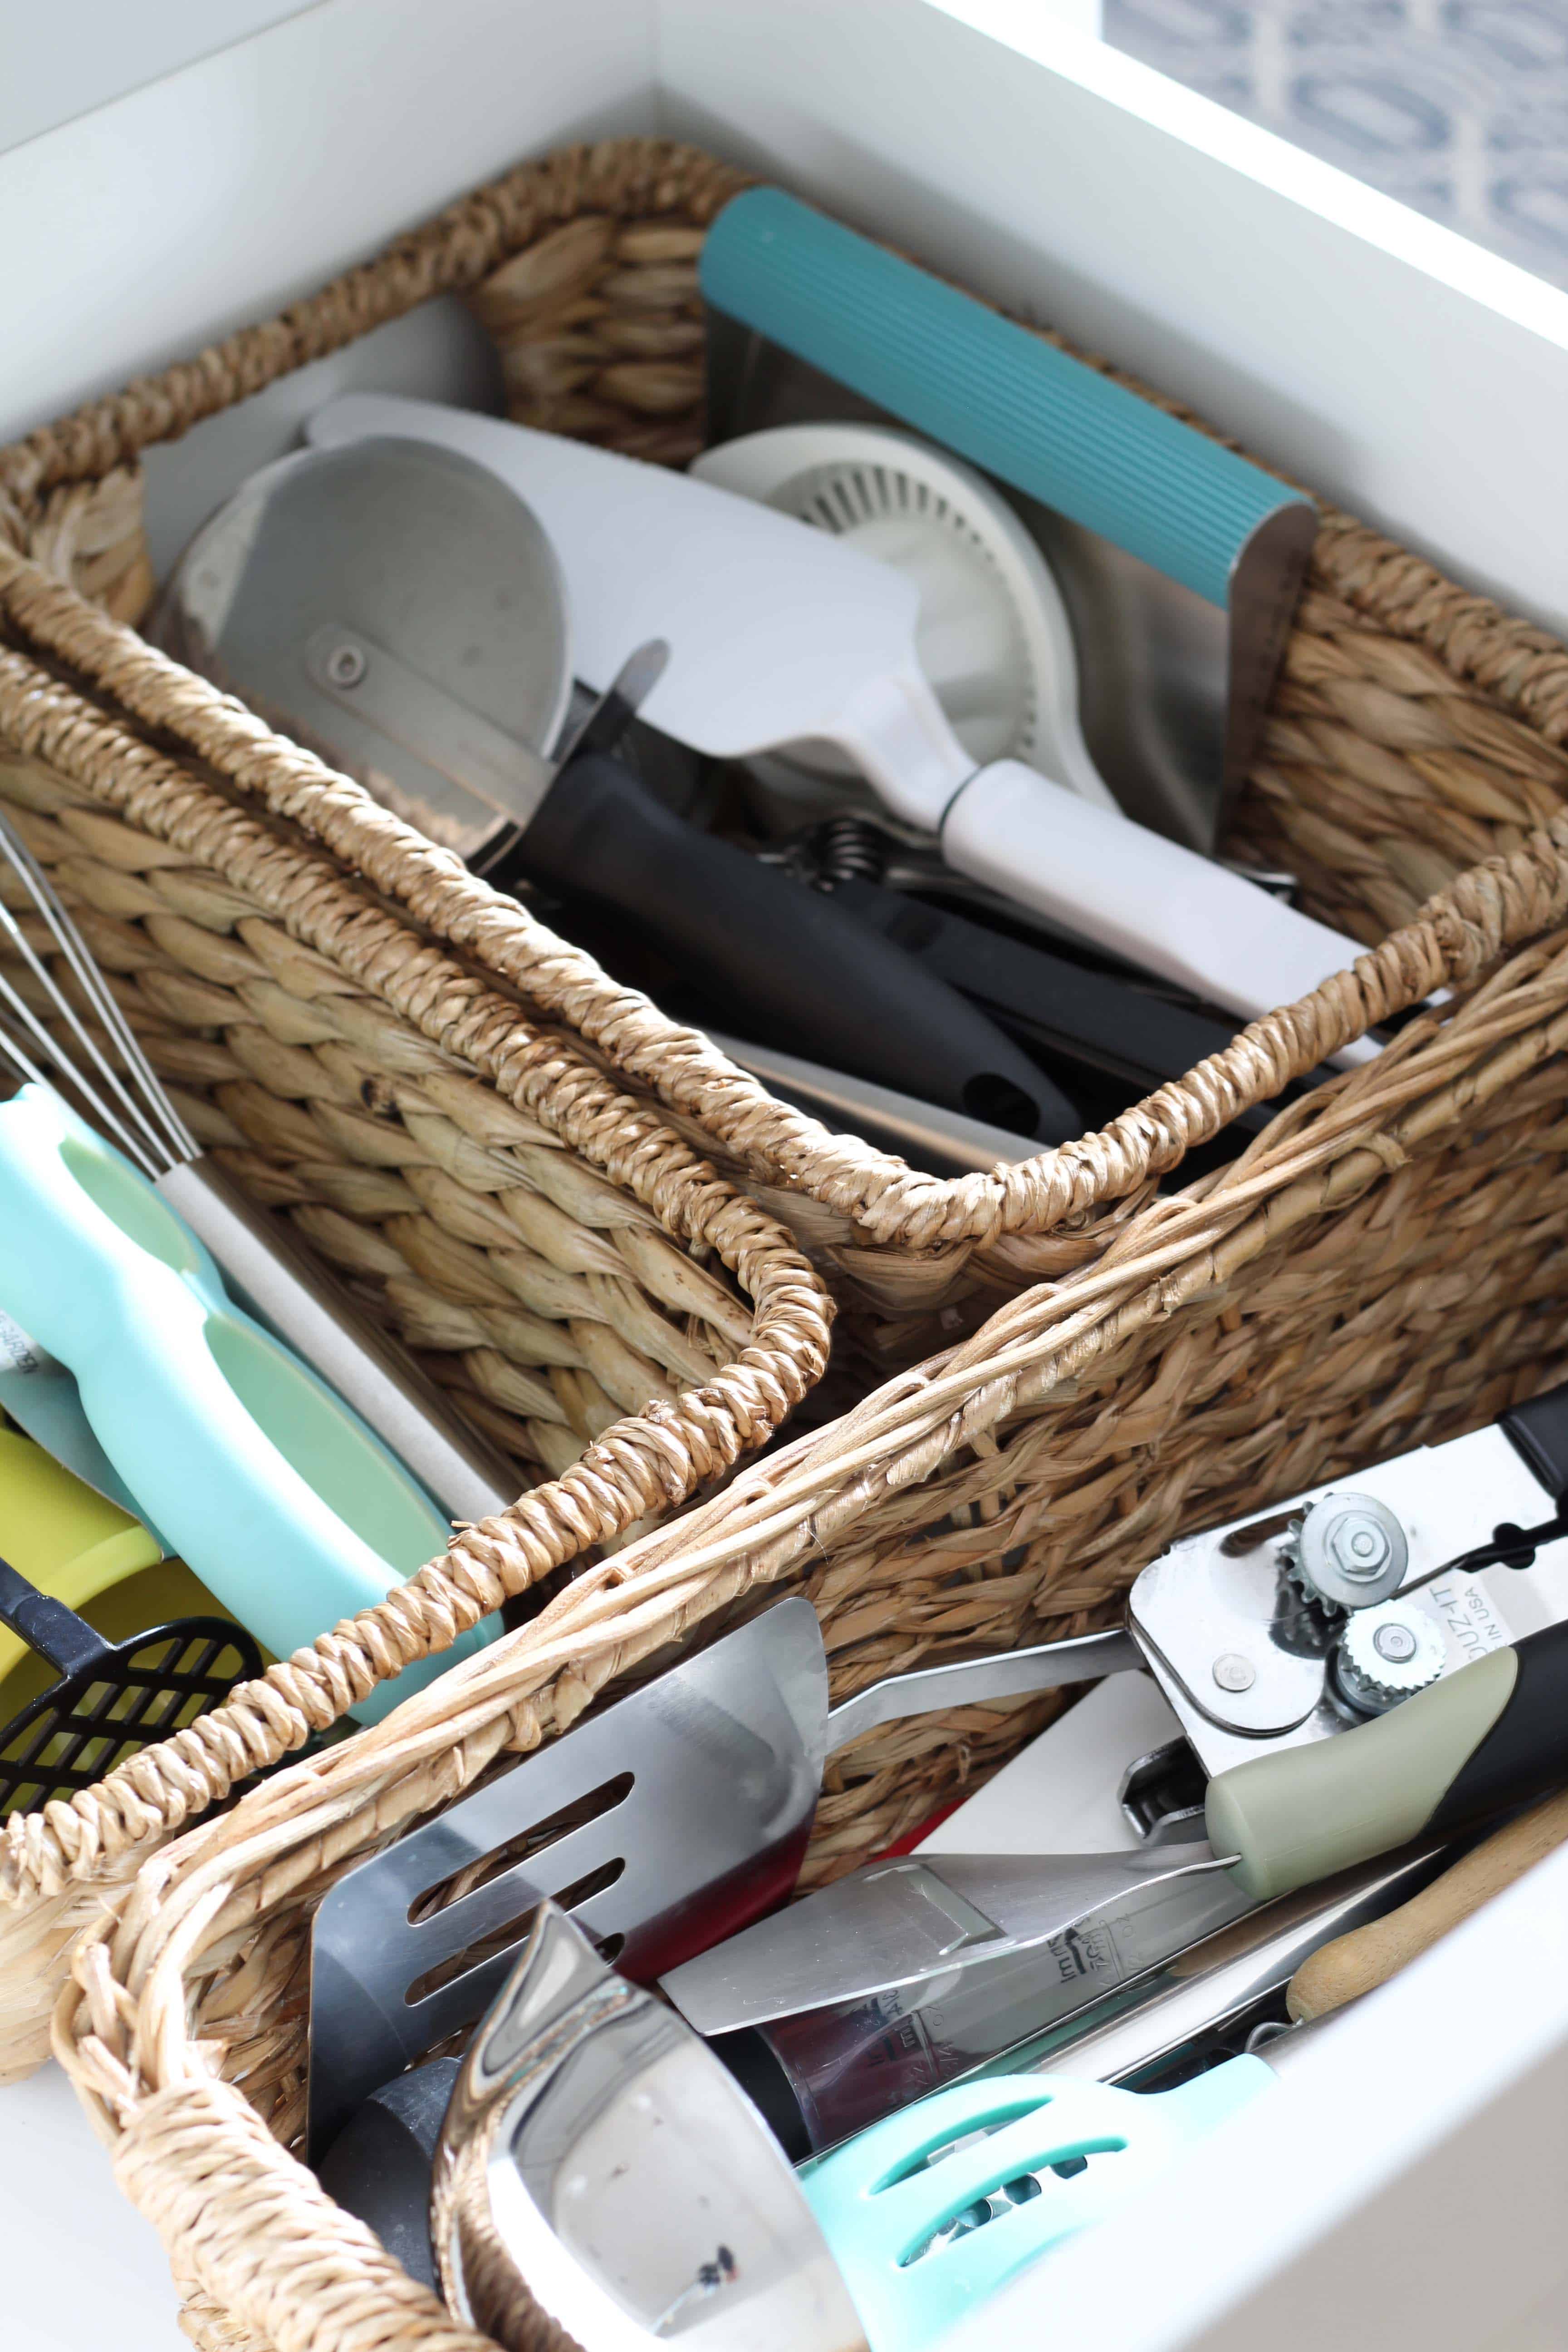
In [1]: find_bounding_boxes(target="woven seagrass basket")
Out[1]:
[14,134,1568,2302]
[9,138,1568,1386]
[57,902,1568,2351]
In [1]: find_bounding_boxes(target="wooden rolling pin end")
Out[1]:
[1287,1784,1568,2023]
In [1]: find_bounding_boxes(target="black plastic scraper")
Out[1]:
[0,1551,261,1815]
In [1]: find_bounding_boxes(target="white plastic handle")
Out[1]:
[941,763,1377,1066]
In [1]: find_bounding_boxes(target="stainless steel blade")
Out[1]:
[659,1841,1243,2035]
[433,1905,867,2352]
[156,436,572,861]
[303,620,555,822]
[823,1625,1141,1755]
[0,1311,167,1540]
[984,1836,1450,2087]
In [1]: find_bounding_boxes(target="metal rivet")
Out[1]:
[1212,1652,1256,1693]
[1373,1621,1419,1664]
[325,641,367,688]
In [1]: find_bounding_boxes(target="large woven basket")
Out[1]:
[7,137,1568,1385]
[56,893,1568,2351]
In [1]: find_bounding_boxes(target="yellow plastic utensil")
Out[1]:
[0,1421,252,1722]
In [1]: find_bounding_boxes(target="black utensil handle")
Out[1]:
[831,877,1250,1087]
[0,1552,110,1681]
[1502,1380,1568,1497]
[315,2057,461,2293]
[508,754,1079,1144]
[1207,1620,1568,1901]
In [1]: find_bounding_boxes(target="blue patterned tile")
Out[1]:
[1491,170,1568,245]
[1290,74,1452,153]
[1442,3,1568,74]
[1108,0,1252,52]
[1105,0,1568,286]
[1289,3,1407,51]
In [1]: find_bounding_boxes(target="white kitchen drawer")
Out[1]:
[2,5,1566,2346]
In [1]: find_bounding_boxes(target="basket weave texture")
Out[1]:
[9,127,1568,2350]
[8,137,1568,1368]
[57,895,1568,2352]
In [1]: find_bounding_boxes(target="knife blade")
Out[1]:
[660,1841,1244,2035]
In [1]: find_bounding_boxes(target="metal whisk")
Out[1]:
[0,807,516,1524]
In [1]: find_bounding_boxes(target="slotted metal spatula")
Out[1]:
[306,1598,1127,2158]
[306,1600,827,2159]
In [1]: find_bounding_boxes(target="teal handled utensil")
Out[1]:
[0,1303,164,1535]
[0,1079,489,1723]
[698,187,1316,822]
[0,803,518,1525]
[797,2054,1288,2352]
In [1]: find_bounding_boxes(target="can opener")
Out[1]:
[662,1380,1568,2041]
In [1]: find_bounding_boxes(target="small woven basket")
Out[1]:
[0,683,835,2041]
[56,898,1568,2351]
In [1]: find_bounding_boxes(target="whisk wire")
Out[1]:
[0,903,166,1175]
[0,810,197,1174]
[0,811,190,1166]
[0,963,166,1174]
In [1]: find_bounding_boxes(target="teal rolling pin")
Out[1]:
[698,186,1312,617]
[699,186,1318,809]
[0,1084,499,1723]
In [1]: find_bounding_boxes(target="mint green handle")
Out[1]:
[800,2060,1272,2352]
[700,188,1312,610]
[0,1086,494,1723]
[1205,1649,1518,1901]
[1206,1623,1568,1902]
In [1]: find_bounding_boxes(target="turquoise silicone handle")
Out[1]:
[0,1086,494,1723]
[700,187,1310,610]
[799,2060,1272,2352]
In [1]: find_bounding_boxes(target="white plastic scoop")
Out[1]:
[309,394,1374,1054]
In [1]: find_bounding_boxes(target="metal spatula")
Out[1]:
[306,1598,1127,2158]
[306,1600,828,2159]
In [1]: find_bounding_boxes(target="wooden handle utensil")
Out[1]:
[1286,1784,1568,2022]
